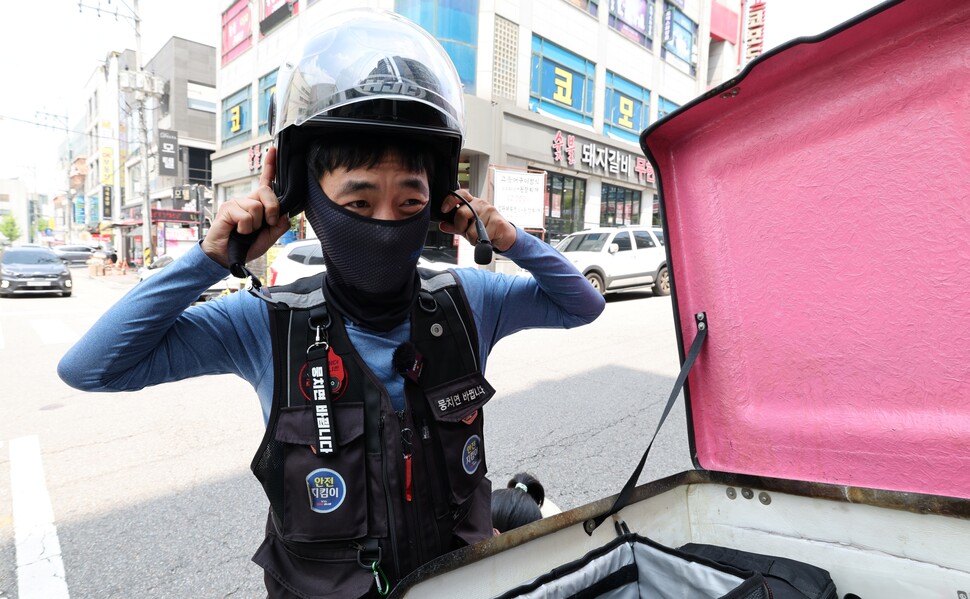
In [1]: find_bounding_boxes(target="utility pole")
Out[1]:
[81,0,161,265]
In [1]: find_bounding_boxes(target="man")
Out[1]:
[59,9,604,598]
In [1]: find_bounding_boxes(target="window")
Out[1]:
[609,0,654,48]
[633,230,656,248]
[222,85,251,148]
[187,147,212,186]
[187,82,217,113]
[562,0,598,17]
[600,183,642,226]
[559,232,608,252]
[397,0,479,93]
[657,96,679,119]
[531,36,595,126]
[653,228,664,245]
[613,231,633,251]
[544,172,587,240]
[662,3,698,75]
[258,70,278,136]
[604,72,650,144]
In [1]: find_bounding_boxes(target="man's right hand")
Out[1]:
[202,146,292,268]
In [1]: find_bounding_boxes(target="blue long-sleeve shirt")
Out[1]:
[58,227,605,423]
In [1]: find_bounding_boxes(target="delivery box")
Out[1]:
[391,0,970,596]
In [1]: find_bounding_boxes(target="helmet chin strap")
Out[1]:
[448,191,494,265]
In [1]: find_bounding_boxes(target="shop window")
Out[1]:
[661,3,698,76]
[530,36,595,126]
[222,85,251,149]
[609,0,655,48]
[657,96,679,120]
[258,70,278,136]
[600,183,642,226]
[604,72,650,144]
[544,172,587,242]
[397,0,479,94]
[562,0,598,17]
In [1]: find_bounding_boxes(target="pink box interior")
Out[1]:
[642,0,970,499]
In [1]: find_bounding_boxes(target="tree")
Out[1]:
[0,214,22,244]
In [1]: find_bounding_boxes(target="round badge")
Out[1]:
[300,349,347,402]
[306,468,346,513]
[462,435,482,475]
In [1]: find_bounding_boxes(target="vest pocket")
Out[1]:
[275,404,369,542]
[431,412,487,505]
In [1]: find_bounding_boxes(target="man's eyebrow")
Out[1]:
[336,180,377,196]
[401,177,430,196]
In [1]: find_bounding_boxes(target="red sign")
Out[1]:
[262,0,288,18]
[152,209,199,224]
[222,0,252,66]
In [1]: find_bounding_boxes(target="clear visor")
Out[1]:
[275,9,465,136]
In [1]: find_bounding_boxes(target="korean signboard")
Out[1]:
[492,169,546,229]
[260,0,295,34]
[551,130,655,185]
[102,185,113,221]
[100,147,114,185]
[158,129,178,177]
[74,195,85,225]
[745,2,767,62]
[222,0,252,65]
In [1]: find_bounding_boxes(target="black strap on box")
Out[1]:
[585,312,708,535]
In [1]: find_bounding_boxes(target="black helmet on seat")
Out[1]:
[269,9,465,222]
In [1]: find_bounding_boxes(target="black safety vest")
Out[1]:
[250,270,495,599]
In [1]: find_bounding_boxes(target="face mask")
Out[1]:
[304,173,430,329]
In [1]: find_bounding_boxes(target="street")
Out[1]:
[0,267,691,598]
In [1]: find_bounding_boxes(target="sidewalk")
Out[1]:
[84,270,140,286]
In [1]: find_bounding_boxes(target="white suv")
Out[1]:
[555,226,669,296]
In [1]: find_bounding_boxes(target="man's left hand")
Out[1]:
[438,190,517,252]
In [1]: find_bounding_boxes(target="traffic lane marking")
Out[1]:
[28,320,80,346]
[10,435,70,598]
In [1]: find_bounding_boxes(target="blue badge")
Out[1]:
[306,468,346,513]
[462,435,482,475]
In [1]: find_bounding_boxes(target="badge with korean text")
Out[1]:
[424,373,495,423]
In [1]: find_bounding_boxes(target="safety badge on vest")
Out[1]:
[462,435,482,474]
[306,468,346,513]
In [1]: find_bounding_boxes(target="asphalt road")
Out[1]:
[0,266,691,598]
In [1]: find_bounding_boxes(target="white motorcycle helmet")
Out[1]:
[269,9,466,223]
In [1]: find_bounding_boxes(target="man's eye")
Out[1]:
[347,200,369,209]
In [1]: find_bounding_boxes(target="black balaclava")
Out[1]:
[304,172,429,332]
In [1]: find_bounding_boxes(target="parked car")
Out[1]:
[52,244,98,266]
[0,246,73,297]
[555,226,669,296]
[137,254,244,302]
[268,239,456,286]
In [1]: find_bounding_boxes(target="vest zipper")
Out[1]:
[378,414,402,578]
[398,410,430,565]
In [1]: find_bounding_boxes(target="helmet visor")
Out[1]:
[275,9,465,137]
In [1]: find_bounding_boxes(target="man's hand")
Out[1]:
[438,190,517,252]
[201,146,291,268]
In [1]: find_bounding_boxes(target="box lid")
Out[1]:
[641,0,970,499]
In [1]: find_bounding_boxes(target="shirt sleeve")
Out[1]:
[57,244,273,399]
[454,226,605,365]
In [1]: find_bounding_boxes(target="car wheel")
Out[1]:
[652,266,670,296]
[585,272,606,296]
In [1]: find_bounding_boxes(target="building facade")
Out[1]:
[59,39,217,265]
[211,0,742,263]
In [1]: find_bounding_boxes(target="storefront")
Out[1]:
[499,111,658,244]
[116,207,204,265]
